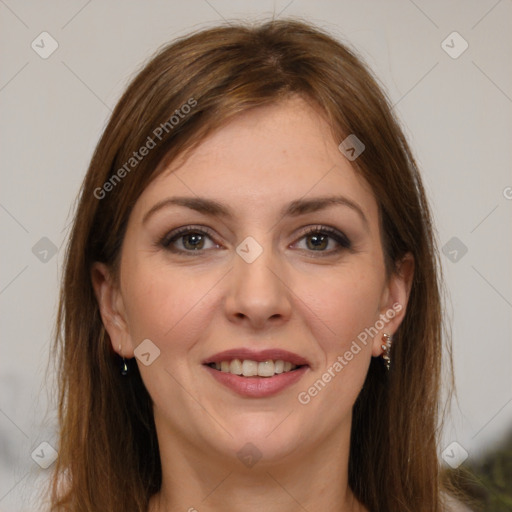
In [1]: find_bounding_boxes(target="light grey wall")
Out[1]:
[1,1,511,509]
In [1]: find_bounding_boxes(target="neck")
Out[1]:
[148,419,367,512]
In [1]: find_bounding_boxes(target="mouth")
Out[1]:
[206,359,305,377]
[202,348,310,398]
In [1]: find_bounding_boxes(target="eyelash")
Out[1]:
[158,224,352,257]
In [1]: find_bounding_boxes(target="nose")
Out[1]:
[223,238,293,330]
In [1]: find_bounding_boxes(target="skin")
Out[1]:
[92,95,414,512]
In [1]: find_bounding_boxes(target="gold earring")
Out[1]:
[119,344,129,376]
[381,333,392,371]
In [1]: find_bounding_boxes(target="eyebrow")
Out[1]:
[142,195,369,229]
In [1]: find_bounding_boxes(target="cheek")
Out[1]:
[297,266,382,352]
[121,258,222,351]
[294,267,382,402]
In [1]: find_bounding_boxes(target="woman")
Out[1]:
[48,18,453,511]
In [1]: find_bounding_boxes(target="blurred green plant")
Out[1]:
[443,428,512,512]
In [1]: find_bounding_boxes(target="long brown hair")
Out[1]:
[49,18,451,511]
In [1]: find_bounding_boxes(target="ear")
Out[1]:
[371,252,415,357]
[91,262,135,358]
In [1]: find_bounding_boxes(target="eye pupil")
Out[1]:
[183,233,204,250]
[307,233,328,250]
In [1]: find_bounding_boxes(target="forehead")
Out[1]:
[133,96,378,224]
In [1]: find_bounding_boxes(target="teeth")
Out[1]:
[229,359,243,375]
[209,359,299,377]
[258,360,275,377]
[242,360,258,377]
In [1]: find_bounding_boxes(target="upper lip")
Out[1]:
[203,348,310,366]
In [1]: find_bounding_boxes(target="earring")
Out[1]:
[381,333,392,371]
[119,345,129,376]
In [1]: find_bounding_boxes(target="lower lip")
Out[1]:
[204,365,308,398]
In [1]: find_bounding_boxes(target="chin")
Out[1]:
[209,414,310,466]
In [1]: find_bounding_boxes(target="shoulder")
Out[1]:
[441,492,475,512]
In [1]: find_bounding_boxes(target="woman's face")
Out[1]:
[94,95,412,467]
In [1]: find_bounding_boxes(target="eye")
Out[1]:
[293,225,351,255]
[159,224,351,256]
[159,225,220,255]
